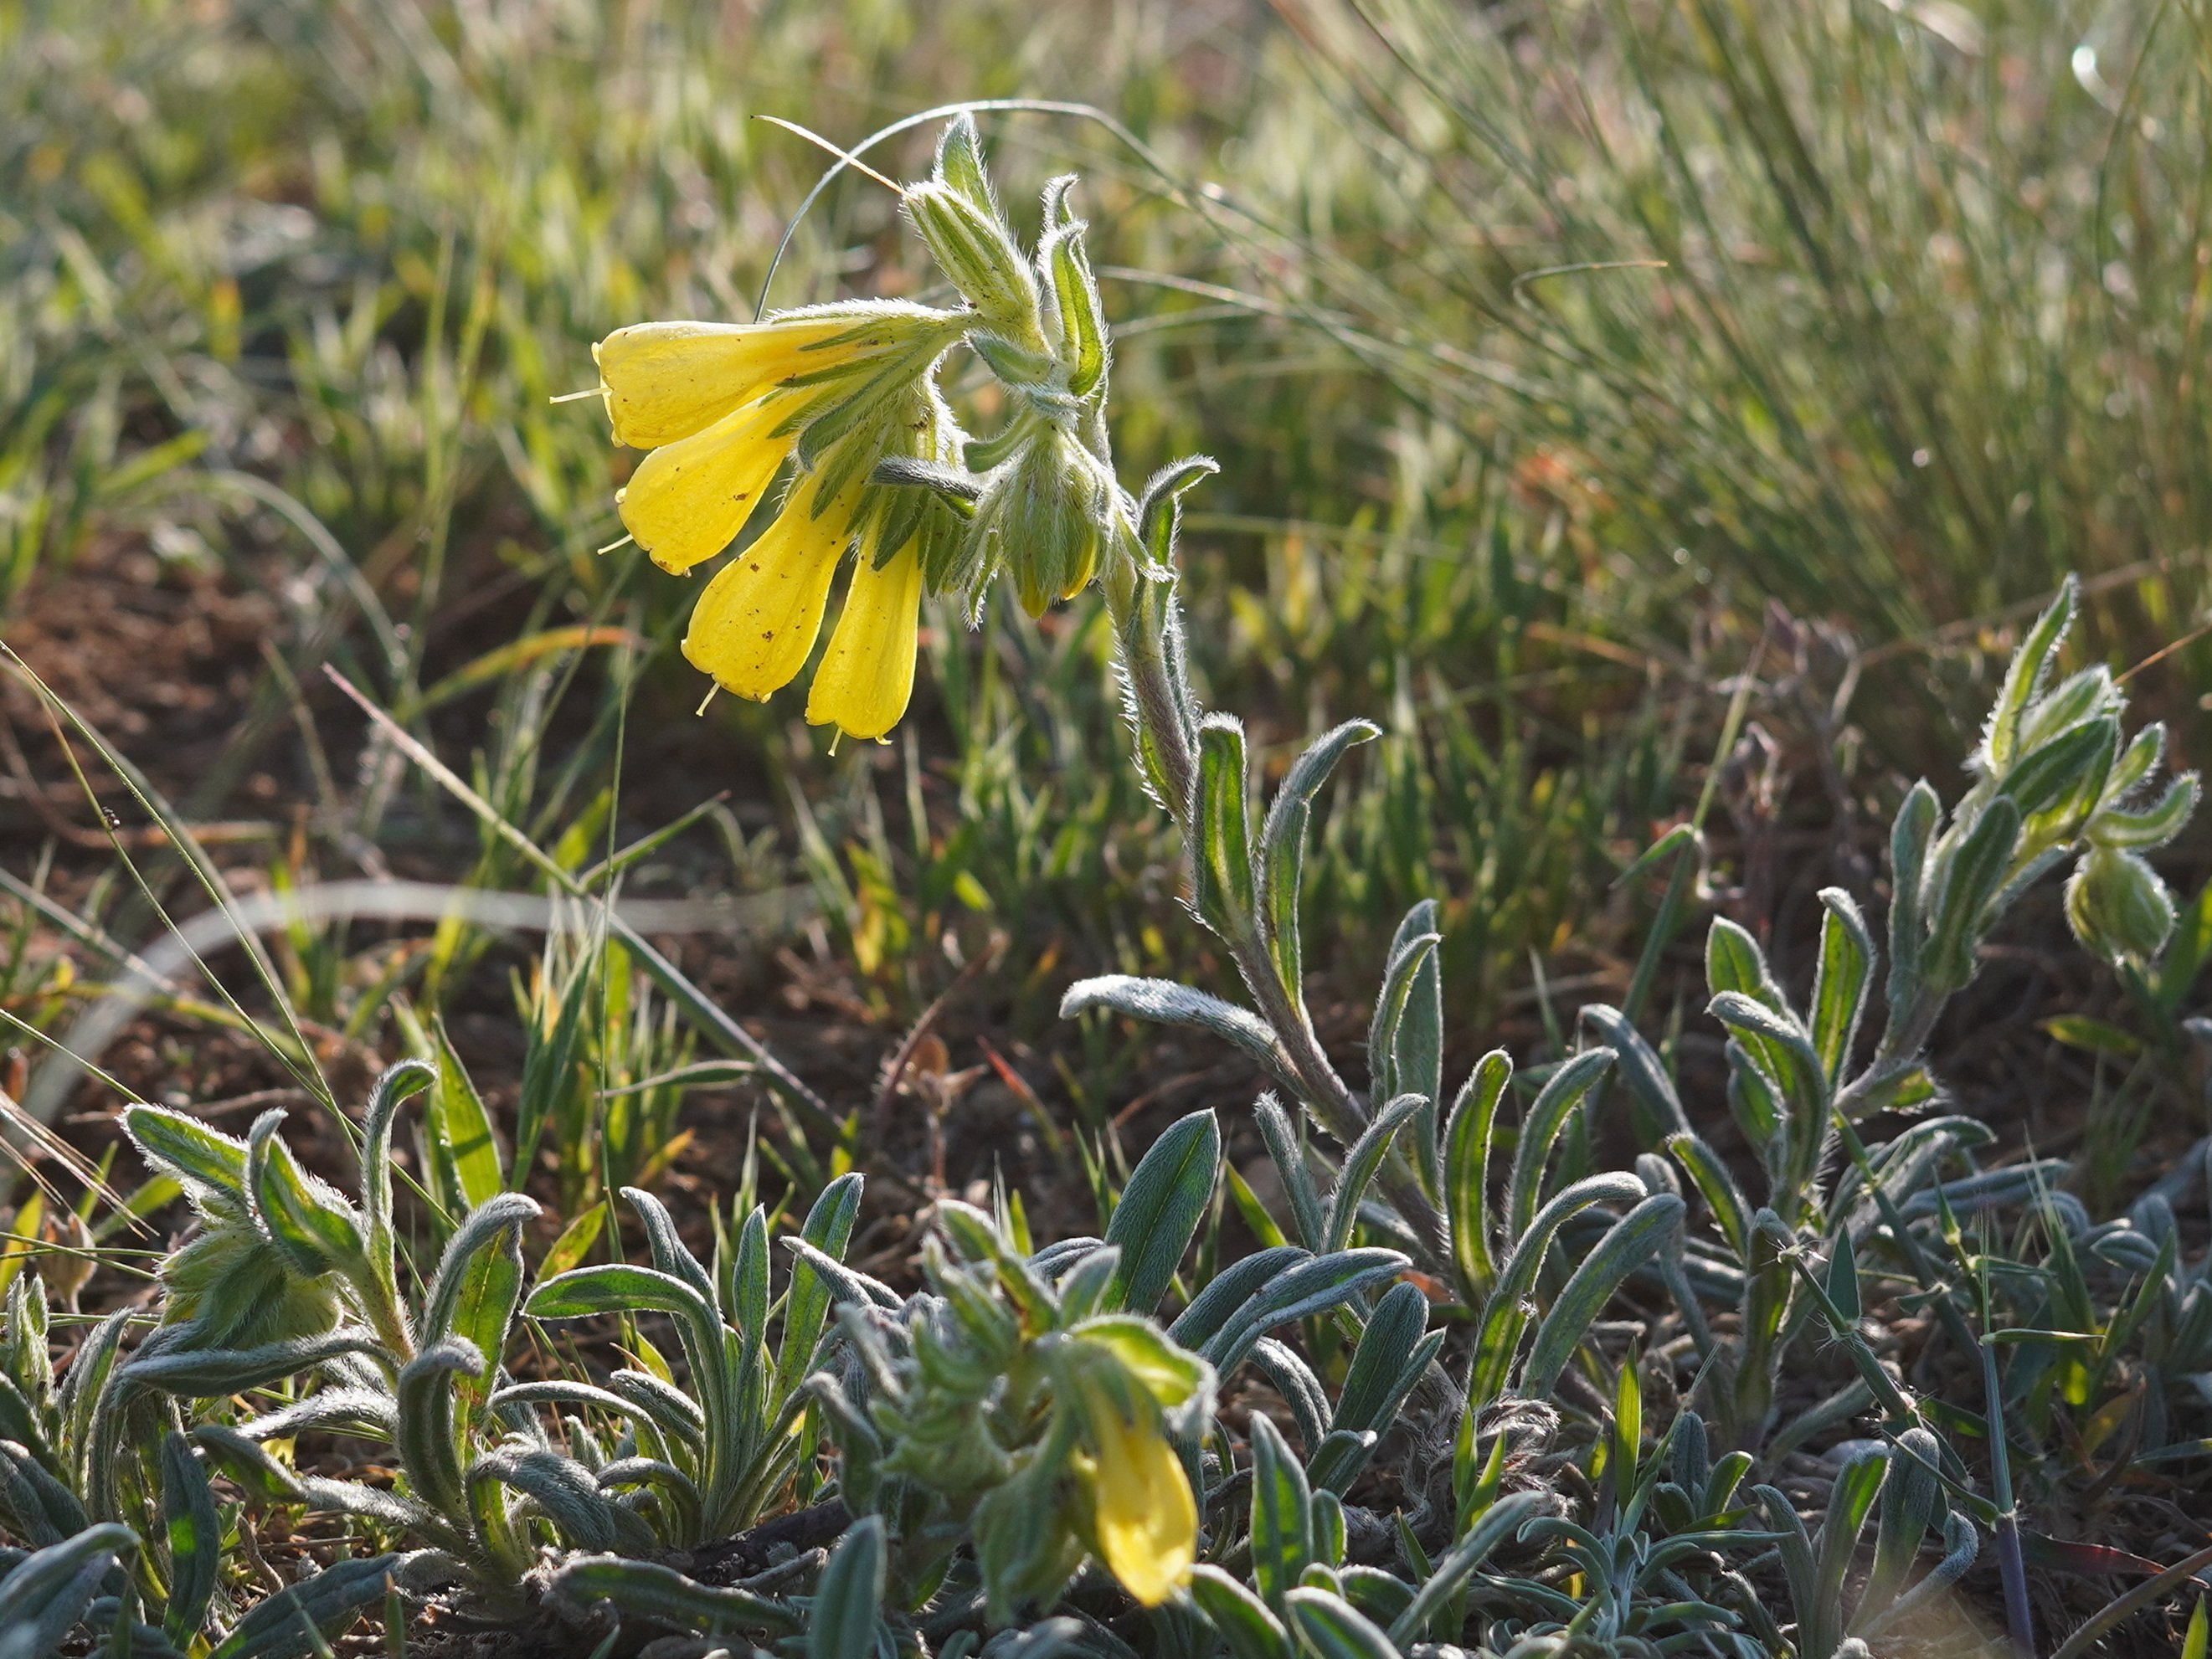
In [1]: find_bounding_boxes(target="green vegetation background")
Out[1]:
[3,0,2209,1189]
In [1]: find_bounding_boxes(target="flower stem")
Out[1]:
[1099,521,1449,1265]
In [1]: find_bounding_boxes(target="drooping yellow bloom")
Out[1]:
[1085,1394,1197,1607]
[682,469,867,701]
[594,318,865,449]
[807,529,925,742]
[615,395,798,574]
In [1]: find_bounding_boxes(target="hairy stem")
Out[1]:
[1099,523,1449,1265]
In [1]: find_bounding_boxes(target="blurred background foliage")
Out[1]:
[2,0,2207,1184]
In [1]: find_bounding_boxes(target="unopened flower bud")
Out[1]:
[2065,845,2175,965]
[993,425,1111,617]
[904,181,1041,345]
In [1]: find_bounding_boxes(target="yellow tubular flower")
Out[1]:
[1087,1397,1197,1607]
[616,397,797,574]
[807,530,925,743]
[594,318,862,449]
[682,470,867,701]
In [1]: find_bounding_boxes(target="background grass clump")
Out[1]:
[1,0,2211,1655]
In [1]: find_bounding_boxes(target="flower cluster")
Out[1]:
[592,115,1122,742]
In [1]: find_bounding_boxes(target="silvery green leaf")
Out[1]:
[1335,1564,1413,1626]
[1885,780,1942,1010]
[1856,1511,1978,1638]
[1060,976,1299,1094]
[121,1329,387,1400]
[158,1431,219,1645]
[2001,715,2117,820]
[206,1554,410,1659]
[1192,715,1260,939]
[470,1446,654,1555]
[621,1185,719,1311]
[1981,576,2074,773]
[1383,901,1445,1195]
[1811,888,1875,1086]
[1256,1093,1328,1250]
[0,1522,136,1659]
[1054,1246,1120,1324]
[730,1205,771,1357]
[1204,1250,1410,1374]
[1311,1487,1347,1566]
[810,1515,887,1659]
[296,1476,446,1539]
[778,1171,867,1405]
[1667,1132,1753,1260]
[1709,992,1826,1106]
[1705,917,1780,1005]
[1324,1092,1425,1253]
[2016,663,2120,757]
[1248,1413,1312,1612]
[396,1338,481,1518]
[1103,1109,1220,1315]
[491,1379,684,1453]
[1190,1564,1296,1659]
[1857,1428,1940,1631]
[1306,1429,1381,1498]
[1386,1491,1541,1643]
[1285,1586,1403,1659]
[122,1108,249,1217]
[359,1059,434,1292]
[1260,721,1380,1003]
[0,1441,88,1547]
[1248,1339,1330,1451]
[188,1425,303,1504]
[1925,798,2021,993]
[2091,772,2199,850]
[1167,1246,1309,1351]
[1479,1171,1647,1364]
[1578,1004,1689,1143]
[245,1112,365,1279]
[1443,1049,1513,1297]
[236,1389,397,1443]
[1136,455,1219,566]
[420,1192,538,1369]
[1330,1280,1432,1436]
[1505,1047,1617,1240]
[784,1239,902,1312]
[1366,927,1441,1112]
[1520,1194,1684,1394]
[596,1456,702,1540]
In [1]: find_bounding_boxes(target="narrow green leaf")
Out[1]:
[1505,1047,1616,1240]
[1811,888,1875,1086]
[1286,1587,1403,1659]
[1104,1110,1221,1315]
[1324,1093,1424,1253]
[160,1433,219,1643]
[1249,1414,1313,1613]
[1520,1194,1685,1395]
[809,1516,885,1659]
[1260,722,1381,1004]
[1191,1564,1297,1659]
[1192,715,1260,938]
[1443,1050,1512,1297]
